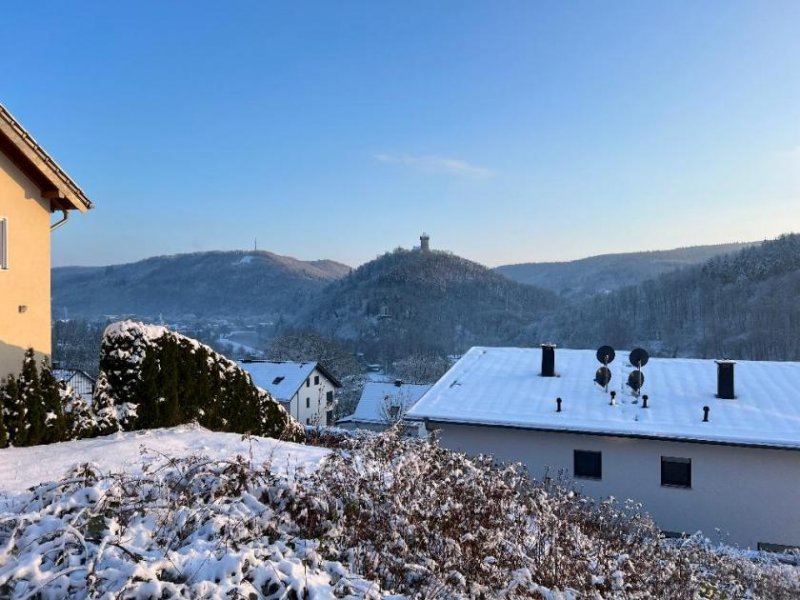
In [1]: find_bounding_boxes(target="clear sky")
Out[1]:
[2,1,799,268]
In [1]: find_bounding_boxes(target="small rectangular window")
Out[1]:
[661,457,691,488]
[314,375,320,385]
[326,391,333,402]
[574,450,602,480]
[306,378,310,388]
[306,397,310,408]
[0,218,7,270]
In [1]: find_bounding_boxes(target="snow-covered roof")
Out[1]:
[239,361,319,401]
[53,368,95,383]
[342,381,432,424]
[406,346,800,450]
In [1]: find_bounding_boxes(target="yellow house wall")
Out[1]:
[0,151,51,379]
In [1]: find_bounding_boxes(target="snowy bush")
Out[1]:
[288,430,800,598]
[95,321,303,441]
[1,429,797,598]
[0,452,390,598]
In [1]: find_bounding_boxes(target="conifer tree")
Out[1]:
[19,349,44,446]
[0,379,8,448]
[64,388,98,440]
[159,338,181,427]
[3,374,25,446]
[135,351,162,429]
[39,360,68,444]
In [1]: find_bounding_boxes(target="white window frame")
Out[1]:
[0,217,8,270]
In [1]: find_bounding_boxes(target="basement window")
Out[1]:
[0,218,7,270]
[661,457,692,488]
[573,450,602,480]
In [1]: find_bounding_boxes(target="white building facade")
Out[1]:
[407,346,800,550]
[240,360,340,426]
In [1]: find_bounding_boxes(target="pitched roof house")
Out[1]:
[0,105,93,379]
[52,368,96,405]
[240,360,341,426]
[337,380,431,433]
[407,345,800,550]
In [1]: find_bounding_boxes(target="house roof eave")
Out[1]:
[0,104,94,212]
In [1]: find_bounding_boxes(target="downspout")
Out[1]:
[50,209,69,232]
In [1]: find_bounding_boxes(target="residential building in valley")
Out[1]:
[407,345,800,550]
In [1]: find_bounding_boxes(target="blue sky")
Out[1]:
[2,1,799,268]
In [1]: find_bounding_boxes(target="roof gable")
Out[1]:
[0,104,93,212]
[239,360,340,400]
[349,381,432,423]
[407,346,800,450]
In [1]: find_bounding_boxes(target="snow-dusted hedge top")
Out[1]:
[94,321,303,441]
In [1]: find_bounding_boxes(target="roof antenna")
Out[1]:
[595,346,615,392]
[254,237,258,251]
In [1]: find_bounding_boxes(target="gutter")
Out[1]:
[50,209,69,232]
[417,417,800,453]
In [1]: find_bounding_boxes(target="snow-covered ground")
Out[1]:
[0,424,328,498]
[0,427,390,599]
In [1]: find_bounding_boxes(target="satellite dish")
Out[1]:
[595,366,612,387]
[596,345,616,365]
[627,370,645,391]
[630,348,650,368]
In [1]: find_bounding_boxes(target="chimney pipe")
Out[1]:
[642,394,649,409]
[556,397,562,412]
[541,343,556,377]
[716,360,735,399]
[609,390,616,406]
[703,406,710,422]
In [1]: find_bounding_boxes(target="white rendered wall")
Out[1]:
[433,422,800,549]
[288,368,337,426]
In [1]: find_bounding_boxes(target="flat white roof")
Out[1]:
[406,347,800,449]
[344,381,432,424]
[239,361,318,401]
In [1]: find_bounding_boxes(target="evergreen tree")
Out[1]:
[158,339,181,427]
[0,378,8,448]
[135,352,161,429]
[39,360,68,444]
[19,349,44,446]
[64,388,98,440]
[94,321,303,441]
[3,375,25,446]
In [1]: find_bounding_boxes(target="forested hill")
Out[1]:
[549,234,800,360]
[300,248,562,361]
[52,251,351,320]
[496,242,757,298]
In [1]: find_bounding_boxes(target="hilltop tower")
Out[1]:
[420,232,430,253]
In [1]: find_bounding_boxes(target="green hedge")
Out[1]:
[94,321,303,441]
